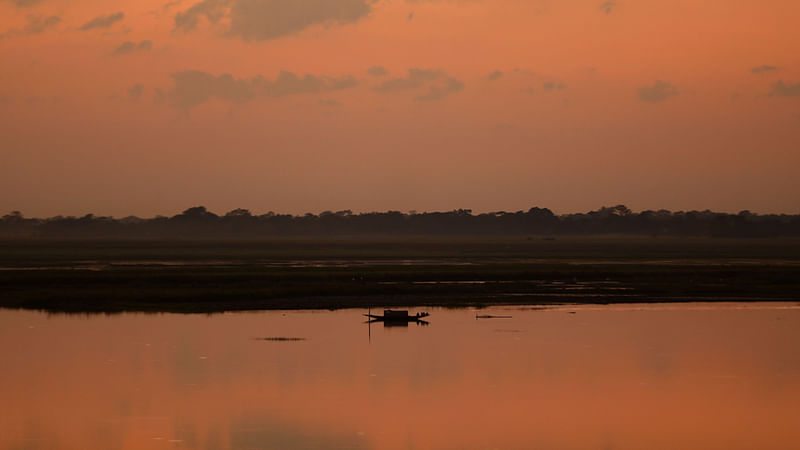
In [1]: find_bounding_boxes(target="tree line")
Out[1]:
[1,205,799,238]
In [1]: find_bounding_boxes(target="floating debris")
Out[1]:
[476,314,513,319]
[254,337,307,342]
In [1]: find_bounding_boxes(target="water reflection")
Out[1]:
[1,304,799,449]
[366,319,430,328]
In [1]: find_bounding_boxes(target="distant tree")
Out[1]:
[2,205,800,238]
[175,206,218,220]
[594,205,632,217]
[527,207,555,218]
[2,211,23,222]
[225,208,252,217]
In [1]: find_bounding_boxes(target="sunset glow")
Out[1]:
[1,0,799,216]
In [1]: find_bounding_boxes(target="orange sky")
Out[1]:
[1,0,799,217]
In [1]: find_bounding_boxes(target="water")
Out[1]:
[1,303,799,449]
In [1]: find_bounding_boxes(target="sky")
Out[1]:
[0,0,799,218]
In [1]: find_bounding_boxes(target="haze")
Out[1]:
[1,0,799,217]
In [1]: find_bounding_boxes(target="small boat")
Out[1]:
[364,309,430,322]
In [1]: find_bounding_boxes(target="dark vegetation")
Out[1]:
[1,237,799,313]
[2,204,800,238]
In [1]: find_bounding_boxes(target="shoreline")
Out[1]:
[3,236,799,314]
[3,294,799,315]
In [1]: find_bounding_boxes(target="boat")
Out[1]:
[363,309,430,322]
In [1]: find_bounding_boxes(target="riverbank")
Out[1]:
[2,237,799,313]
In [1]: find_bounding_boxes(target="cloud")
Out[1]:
[751,65,779,74]
[113,41,136,55]
[79,12,125,31]
[20,14,61,34]
[128,83,144,100]
[769,80,800,97]
[599,1,615,14]
[373,68,440,92]
[8,0,45,7]
[229,0,373,41]
[638,80,678,103]
[174,0,227,32]
[318,99,342,107]
[415,77,463,101]
[168,71,258,108]
[373,68,463,101]
[542,80,566,91]
[367,66,388,77]
[112,40,152,55]
[487,70,503,81]
[174,0,373,41]
[163,0,182,10]
[2,14,60,38]
[512,67,537,77]
[266,70,357,96]
[163,69,358,109]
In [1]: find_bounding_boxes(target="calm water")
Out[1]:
[1,303,799,450]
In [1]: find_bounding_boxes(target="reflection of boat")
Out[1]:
[365,310,430,342]
[364,310,430,323]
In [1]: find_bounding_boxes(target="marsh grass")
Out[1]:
[1,236,799,313]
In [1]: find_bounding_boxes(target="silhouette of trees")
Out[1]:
[2,211,24,222]
[1,205,799,238]
[225,208,252,217]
